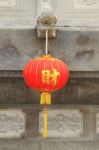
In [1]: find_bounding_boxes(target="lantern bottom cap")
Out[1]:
[40,92,51,105]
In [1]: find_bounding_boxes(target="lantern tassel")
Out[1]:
[43,108,48,138]
[40,92,51,105]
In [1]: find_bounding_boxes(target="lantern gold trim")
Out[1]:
[40,92,51,105]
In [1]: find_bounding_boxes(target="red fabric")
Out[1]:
[23,56,69,92]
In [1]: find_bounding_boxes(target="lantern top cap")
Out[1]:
[42,54,52,58]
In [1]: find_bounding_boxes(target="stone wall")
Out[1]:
[0,0,98,150]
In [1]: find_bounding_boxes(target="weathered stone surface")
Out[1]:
[74,0,99,8]
[54,0,99,26]
[0,109,25,138]
[96,113,99,134]
[0,105,98,141]
[0,0,36,27]
[0,141,39,150]
[39,109,83,137]
[0,29,43,70]
[0,0,99,27]
[0,141,97,150]
[41,142,97,150]
[0,77,40,104]
[0,0,16,7]
[0,30,99,71]
[0,106,41,139]
[0,77,98,105]
[0,141,99,150]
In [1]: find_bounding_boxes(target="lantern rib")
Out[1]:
[50,62,53,91]
[30,61,34,87]
[35,61,39,88]
[43,61,46,90]
[56,61,60,89]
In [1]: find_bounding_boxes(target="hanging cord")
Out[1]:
[43,30,49,138]
[45,30,49,55]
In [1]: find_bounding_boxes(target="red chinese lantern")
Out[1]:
[23,30,69,138]
[23,54,69,137]
[23,55,69,104]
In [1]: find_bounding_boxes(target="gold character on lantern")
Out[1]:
[42,69,60,85]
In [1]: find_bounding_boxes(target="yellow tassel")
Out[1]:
[43,108,48,138]
[40,92,51,105]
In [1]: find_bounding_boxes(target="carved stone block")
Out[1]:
[37,0,57,38]
[0,0,36,27]
[37,0,54,15]
[0,109,25,138]
[96,113,99,134]
[39,109,83,137]
[74,0,99,8]
[0,0,16,7]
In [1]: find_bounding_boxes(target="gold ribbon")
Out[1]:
[43,108,48,138]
